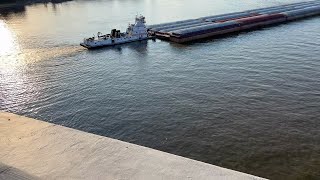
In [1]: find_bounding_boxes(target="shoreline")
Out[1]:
[0,0,72,7]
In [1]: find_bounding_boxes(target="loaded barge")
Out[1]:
[148,0,320,43]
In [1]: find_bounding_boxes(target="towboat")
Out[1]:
[80,15,150,49]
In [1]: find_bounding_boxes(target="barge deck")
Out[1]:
[148,0,320,43]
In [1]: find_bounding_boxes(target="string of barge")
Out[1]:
[148,0,320,43]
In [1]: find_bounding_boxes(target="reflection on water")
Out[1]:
[0,4,25,17]
[0,20,26,75]
[0,20,83,67]
[0,21,26,112]
[0,20,19,57]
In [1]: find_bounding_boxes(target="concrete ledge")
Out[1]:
[0,112,267,180]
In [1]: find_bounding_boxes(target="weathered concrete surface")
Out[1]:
[0,112,267,180]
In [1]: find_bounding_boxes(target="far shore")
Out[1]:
[0,0,72,7]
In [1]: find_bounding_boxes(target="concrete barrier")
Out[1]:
[0,112,267,180]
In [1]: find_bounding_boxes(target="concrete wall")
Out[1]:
[0,112,267,180]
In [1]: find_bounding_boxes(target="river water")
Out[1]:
[1,0,320,179]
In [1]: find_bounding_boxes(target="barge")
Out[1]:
[148,0,320,43]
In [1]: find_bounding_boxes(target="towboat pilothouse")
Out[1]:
[80,15,150,49]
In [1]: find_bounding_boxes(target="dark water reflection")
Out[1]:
[1,0,320,179]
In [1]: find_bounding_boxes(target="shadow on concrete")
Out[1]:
[0,162,39,180]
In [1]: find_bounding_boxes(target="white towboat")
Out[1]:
[80,15,150,49]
